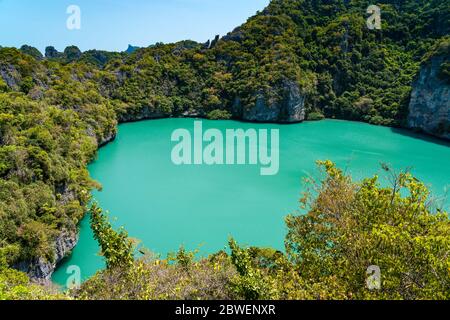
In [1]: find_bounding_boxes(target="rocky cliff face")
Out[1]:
[234,80,306,123]
[15,230,78,281]
[408,55,450,140]
[17,185,80,280]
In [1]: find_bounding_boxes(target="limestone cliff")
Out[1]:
[15,230,78,281]
[408,50,450,140]
[233,80,306,123]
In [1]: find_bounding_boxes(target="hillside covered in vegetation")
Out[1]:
[0,0,449,299]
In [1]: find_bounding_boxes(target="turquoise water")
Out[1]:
[52,119,450,285]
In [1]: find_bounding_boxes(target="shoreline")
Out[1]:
[48,116,450,286]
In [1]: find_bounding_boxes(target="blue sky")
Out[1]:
[0,0,269,53]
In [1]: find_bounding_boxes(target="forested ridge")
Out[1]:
[0,0,449,300]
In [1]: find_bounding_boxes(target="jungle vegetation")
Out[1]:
[0,0,449,300]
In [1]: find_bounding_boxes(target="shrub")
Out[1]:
[206,109,232,120]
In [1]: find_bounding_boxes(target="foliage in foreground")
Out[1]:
[286,161,450,299]
[71,162,449,300]
[1,161,448,300]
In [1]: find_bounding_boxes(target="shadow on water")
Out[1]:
[390,127,450,148]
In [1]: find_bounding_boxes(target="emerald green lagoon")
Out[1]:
[52,119,450,285]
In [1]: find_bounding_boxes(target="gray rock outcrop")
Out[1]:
[408,55,450,140]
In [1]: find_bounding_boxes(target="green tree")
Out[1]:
[228,238,274,300]
[285,161,450,299]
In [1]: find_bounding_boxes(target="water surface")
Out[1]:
[52,119,450,285]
